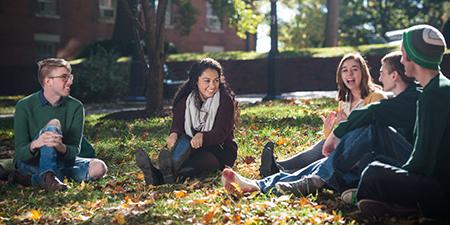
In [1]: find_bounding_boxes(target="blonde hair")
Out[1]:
[37,58,71,86]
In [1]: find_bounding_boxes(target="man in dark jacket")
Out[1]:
[356,24,449,221]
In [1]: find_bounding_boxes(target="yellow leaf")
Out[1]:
[114,212,126,225]
[233,214,241,224]
[30,209,41,221]
[136,173,145,181]
[244,217,257,225]
[78,181,86,191]
[174,190,187,198]
[190,197,208,205]
[298,197,311,206]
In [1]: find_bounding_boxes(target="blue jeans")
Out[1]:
[257,125,412,193]
[16,124,92,186]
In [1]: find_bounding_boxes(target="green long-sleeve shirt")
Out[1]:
[14,91,84,163]
[333,84,421,144]
[403,74,450,189]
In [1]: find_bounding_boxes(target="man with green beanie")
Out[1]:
[356,24,449,221]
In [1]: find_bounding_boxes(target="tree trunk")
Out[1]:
[143,0,168,115]
[323,0,340,47]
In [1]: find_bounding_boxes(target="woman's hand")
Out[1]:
[321,111,337,138]
[322,133,340,156]
[166,133,178,150]
[190,133,204,149]
[335,111,348,124]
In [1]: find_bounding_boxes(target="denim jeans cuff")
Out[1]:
[39,124,62,136]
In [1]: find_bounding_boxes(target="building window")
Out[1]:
[203,45,224,53]
[205,2,222,32]
[34,33,60,61]
[36,0,59,17]
[164,0,174,28]
[98,0,116,22]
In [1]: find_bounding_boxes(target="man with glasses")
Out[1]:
[11,58,107,191]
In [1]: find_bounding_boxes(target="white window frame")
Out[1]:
[36,0,59,18]
[205,2,223,32]
[98,0,116,23]
[164,0,174,28]
[203,45,224,53]
[34,33,60,61]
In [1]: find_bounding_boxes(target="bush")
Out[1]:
[71,47,130,102]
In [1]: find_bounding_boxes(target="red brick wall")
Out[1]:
[165,0,255,52]
[0,0,254,67]
[166,54,450,95]
[2,54,450,96]
[0,0,113,66]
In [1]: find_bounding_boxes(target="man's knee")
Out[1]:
[41,119,62,134]
[88,159,107,180]
[47,119,61,127]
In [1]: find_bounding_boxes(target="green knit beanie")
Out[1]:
[403,24,446,70]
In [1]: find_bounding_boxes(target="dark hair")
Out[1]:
[336,52,381,102]
[172,58,236,109]
[381,51,414,84]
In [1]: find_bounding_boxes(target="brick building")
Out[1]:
[0,0,255,95]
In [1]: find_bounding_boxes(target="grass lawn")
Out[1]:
[0,99,418,224]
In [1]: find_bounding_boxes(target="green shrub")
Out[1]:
[71,47,130,102]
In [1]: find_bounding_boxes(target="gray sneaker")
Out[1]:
[275,174,325,196]
[341,188,358,205]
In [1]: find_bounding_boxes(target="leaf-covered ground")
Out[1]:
[0,99,421,224]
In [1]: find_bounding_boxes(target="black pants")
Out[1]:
[357,161,449,219]
[177,144,237,180]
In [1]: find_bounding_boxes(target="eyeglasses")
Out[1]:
[48,74,74,83]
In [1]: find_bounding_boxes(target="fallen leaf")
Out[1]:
[136,173,145,181]
[174,190,187,198]
[78,181,86,191]
[243,156,255,165]
[190,197,208,205]
[30,209,41,221]
[15,209,41,221]
[203,206,218,224]
[276,195,291,202]
[114,212,126,225]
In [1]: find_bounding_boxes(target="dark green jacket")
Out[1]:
[14,91,84,163]
[403,74,450,190]
[334,84,421,144]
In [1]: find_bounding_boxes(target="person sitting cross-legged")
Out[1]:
[11,58,108,191]
[136,58,238,185]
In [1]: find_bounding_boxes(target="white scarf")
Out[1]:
[184,91,220,137]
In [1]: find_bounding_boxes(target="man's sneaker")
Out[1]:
[275,174,325,196]
[259,142,278,177]
[341,188,358,205]
[42,172,68,191]
[8,171,32,186]
[357,199,418,217]
[159,150,176,184]
[135,148,162,186]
